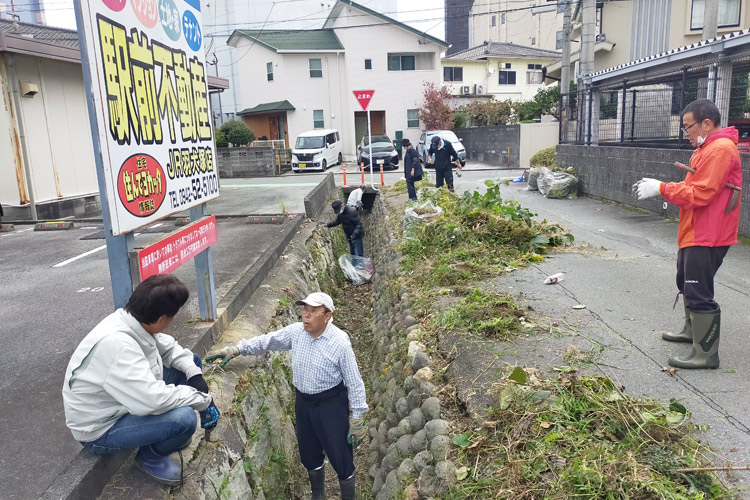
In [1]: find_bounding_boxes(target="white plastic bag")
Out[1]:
[403,201,444,238]
[338,254,374,285]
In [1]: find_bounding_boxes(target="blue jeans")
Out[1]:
[349,238,364,257]
[81,353,201,456]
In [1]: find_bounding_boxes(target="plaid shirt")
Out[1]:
[236,322,368,418]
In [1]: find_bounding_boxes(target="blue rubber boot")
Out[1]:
[134,445,182,486]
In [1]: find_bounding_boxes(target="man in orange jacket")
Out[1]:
[633,99,742,369]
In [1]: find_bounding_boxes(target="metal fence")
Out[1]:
[560,53,750,150]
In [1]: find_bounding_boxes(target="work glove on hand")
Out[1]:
[186,374,209,394]
[199,400,220,431]
[346,417,366,450]
[205,346,240,368]
[632,178,662,200]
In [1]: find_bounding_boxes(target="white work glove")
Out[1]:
[632,178,662,200]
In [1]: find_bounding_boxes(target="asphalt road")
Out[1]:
[0,216,295,499]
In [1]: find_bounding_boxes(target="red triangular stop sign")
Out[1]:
[353,90,375,111]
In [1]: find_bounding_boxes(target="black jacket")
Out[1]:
[404,148,423,180]
[428,139,459,170]
[327,205,364,240]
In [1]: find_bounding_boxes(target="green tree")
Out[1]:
[418,82,455,130]
[219,120,255,147]
[215,129,228,148]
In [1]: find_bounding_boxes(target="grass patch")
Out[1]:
[446,370,732,500]
[438,287,523,340]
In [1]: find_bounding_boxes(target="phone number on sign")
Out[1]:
[168,174,219,209]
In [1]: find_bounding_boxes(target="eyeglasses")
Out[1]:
[681,121,698,135]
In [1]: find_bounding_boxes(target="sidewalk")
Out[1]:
[486,180,750,495]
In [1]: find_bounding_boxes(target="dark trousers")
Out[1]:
[435,166,454,191]
[349,238,364,257]
[676,246,729,312]
[295,382,354,480]
[406,180,418,201]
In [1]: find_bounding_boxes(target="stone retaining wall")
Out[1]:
[362,195,457,499]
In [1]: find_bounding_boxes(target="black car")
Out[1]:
[357,134,399,171]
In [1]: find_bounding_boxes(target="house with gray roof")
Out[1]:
[441,41,561,102]
[227,0,448,156]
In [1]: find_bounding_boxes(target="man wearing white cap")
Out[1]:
[205,292,367,500]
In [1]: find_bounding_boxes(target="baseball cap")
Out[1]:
[295,292,335,312]
[431,135,441,145]
[331,199,343,212]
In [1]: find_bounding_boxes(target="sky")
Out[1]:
[39,0,446,39]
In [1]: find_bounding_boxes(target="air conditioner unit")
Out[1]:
[476,84,485,94]
[461,85,471,95]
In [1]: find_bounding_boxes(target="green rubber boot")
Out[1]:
[668,308,720,369]
[662,302,692,343]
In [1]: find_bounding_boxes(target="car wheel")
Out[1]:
[322,160,327,170]
[337,153,342,165]
[293,169,301,174]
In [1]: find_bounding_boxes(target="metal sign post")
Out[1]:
[353,90,375,187]
[74,0,220,317]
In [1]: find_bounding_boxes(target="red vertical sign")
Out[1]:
[353,90,375,110]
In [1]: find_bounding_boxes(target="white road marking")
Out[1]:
[53,245,106,267]
[0,227,34,238]
[150,223,163,228]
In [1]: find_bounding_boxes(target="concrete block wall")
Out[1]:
[453,125,520,167]
[556,145,750,237]
[216,146,279,177]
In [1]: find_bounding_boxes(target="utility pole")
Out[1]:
[702,0,719,40]
[580,0,596,144]
[560,0,572,142]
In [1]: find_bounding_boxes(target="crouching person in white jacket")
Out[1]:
[62,274,220,486]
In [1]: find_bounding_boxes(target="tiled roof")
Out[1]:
[238,100,296,116]
[232,29,343,52]
[0,18,79,48]
[445,41,561,61]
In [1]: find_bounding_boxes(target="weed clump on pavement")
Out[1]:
[447,369,731,499]
[399,181,572,292]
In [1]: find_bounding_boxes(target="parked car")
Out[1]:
[357,134,399,170]
[291,129,342,172]
[417,130,467,167]
[728,119,750,152]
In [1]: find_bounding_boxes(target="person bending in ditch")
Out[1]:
[206,292,368,500]
[62,274,221,486]
[427,135,462,191]
[633,98,742,369]
[326,199,365,257]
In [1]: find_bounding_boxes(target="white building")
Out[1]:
[205,0,398,125]
[228,0,448,156]
[442,41,561,102]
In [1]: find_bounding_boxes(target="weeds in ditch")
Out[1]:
[446,369,732,500]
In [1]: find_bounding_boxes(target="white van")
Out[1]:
[292,129,342,172]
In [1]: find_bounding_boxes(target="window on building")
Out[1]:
[691,0,740,30]
[491,15,496,27]
[309,58,323,78]
[388,54,418,71]
[407,109,419,128]
[528,64,542,70]
[501,12,506,24]
[266,62,273,81]
[527,70,543,84]
[498,70,516,85]
[365,59,372,70]
[443,66,463,82]
[531,37,536,45]
[313,110,324,128]
[556,30,563,49]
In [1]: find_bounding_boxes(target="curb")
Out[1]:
[39,214,305,500]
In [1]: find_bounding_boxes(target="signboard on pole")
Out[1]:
[137,215,218,279]
[353,90,375,111]
[77,0,219,235]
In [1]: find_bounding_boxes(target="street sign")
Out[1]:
[353,90,375,111]
[137,216,218,280]
[76,0,219,235]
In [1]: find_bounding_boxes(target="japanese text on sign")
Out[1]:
[138,215,218,279]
